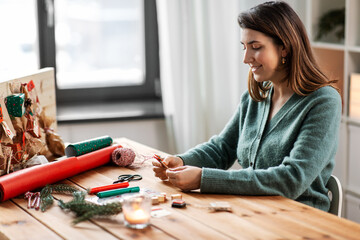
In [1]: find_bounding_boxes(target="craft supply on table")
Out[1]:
[0,144,119,202]
[122,193,151,229]
[151,196,160,205]
[25,155,49,168]
[65,135,113,157]
[150,192,167,205]
[86,193,124,205]
[171,199,186,208]
[25,191,41,210]
[153,154,169,169]
[157,194,166,203]
[113,174,142,184]
[151,207,171,218]
[111,147,136,167]
[86,188,160,206]
[208,201,232,212]
[88,182,129,194]
[170,193,182,200]
[96,186,140,198]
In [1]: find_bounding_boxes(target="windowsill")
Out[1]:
[56,99,164,124]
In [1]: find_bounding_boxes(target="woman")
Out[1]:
[153,1,341,211]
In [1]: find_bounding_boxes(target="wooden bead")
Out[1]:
[170,194,182,200]
[157,195,166,203]
[151,196,159,205]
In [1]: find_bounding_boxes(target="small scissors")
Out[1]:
[113,174,142,184]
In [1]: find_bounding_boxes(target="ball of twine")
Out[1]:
[111,147,136,167]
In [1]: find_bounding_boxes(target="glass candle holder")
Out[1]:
[122,193,151,229]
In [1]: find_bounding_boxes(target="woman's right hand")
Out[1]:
[152,156,184,180]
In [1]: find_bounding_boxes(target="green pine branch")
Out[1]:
[40,184,84,212]
[58,191,122,224]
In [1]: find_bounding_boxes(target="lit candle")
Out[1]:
[124,208,150,224]
[123,194,151,229]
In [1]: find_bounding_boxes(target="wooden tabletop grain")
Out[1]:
[1,138,360,240]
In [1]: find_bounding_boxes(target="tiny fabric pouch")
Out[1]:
[0,100,16,142]
[5,93,25,117]
[65,135,113,157]
[26,114,41,138]
[6,143,23,163]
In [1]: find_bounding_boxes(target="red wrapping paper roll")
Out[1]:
[0,144,120,202]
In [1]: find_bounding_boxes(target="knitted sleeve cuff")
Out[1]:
[200,167,244,194]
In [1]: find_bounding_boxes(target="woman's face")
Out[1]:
[241,28,287,83]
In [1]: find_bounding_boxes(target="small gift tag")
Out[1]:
[3,145,12,174]
[26,114,40,138]
[27,80,35,92]
[2,121,15,140]
[0,99,16,142]
[33,118,40,137]
[151,207,171,218]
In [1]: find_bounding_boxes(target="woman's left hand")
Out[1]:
[166,166,202,192]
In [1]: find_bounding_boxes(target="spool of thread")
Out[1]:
[112,147,136,167]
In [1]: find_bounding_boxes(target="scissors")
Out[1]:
[113,174,142,184]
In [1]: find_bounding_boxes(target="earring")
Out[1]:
[282,57,286,64]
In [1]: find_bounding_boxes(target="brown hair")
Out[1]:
[238,1,338,102]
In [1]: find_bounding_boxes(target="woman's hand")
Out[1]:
[152,156,183,180]
[166,166,202,192]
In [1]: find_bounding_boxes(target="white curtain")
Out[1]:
[156,0,254,154]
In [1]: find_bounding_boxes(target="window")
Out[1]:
[55,0,145,90]
[0,0,38,74]
[40,0,160,105]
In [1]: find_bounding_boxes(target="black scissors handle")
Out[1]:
[113,174,142,184]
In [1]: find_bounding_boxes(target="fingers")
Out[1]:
[153,167,167,180]
[152,160,168,180]
[163,156,184,168]
[166,167,186,185]
[152,160,162,168]
[152,155,184,181]
[166,166,186,178]
[166,166,202,191]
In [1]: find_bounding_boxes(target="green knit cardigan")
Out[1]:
[179,86,342,211]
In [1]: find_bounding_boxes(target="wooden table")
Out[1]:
[1,138,360,240]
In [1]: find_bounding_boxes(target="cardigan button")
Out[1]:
[250,162,253,167]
